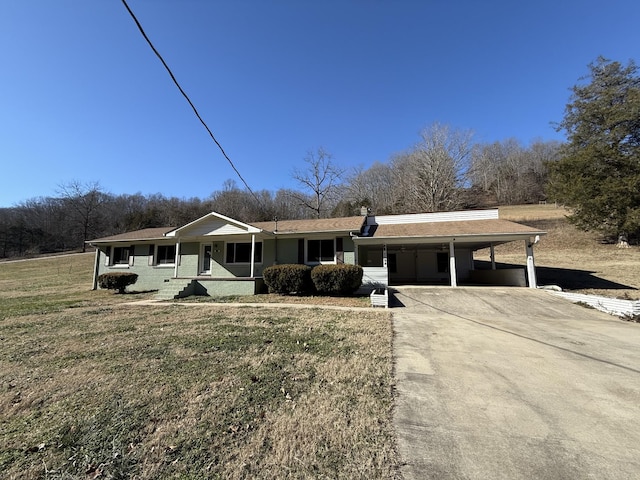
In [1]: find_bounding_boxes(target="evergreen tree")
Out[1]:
[549,57,640,241]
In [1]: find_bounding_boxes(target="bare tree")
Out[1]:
[57,180,107,252]
[393,124,473,212]
[470,139,560,205]
[345,162,397,214]
[291,147,345,218]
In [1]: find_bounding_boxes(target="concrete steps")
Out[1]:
[154,279,194,300]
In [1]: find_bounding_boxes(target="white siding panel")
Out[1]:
[361,267,389,287]
[549,291,640,317]
[369,209,498,225]
[181,220,249,237]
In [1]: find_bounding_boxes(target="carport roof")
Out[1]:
[354,218,545,248]
[369,219,544,238]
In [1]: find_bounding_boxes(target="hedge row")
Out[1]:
[97,272,138,294]
[263,264,363,295]
[263,264,313,295]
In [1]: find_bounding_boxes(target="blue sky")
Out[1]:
[1,1,638,207]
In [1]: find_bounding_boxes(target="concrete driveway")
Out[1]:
[392,287,640,480]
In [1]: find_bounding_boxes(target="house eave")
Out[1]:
[353,231,546,246]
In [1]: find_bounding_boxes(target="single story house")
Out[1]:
[87,208,545,298]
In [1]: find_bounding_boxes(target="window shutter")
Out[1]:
[105,246,111,266]
[298,239,305,264]
[148,244,154,266]
[128,245,135,266]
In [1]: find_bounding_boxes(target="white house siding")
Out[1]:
[370,209,498,226]
[179,220,252,237]
[361,267,389,289]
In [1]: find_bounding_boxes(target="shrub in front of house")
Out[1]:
[97,272,139,294]
[311,264,363,295]
[263,264,313,295]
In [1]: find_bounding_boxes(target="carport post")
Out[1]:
[449,241,458,287]
[490,244,496,270]
[525,240,537,288]
[250,234,256,278]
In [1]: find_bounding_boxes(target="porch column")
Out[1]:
[449,241,458,287]
[250,234,256,278]
[525,240,537,288]
[490,243,496,270]
[92,248,100,290]
[174,241,180,278]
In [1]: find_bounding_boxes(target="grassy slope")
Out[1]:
[489,204,640,299]
[0,254,398,479]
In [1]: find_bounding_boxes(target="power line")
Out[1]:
[120,0,262,206]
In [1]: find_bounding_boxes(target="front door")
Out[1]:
[200,244,212,275]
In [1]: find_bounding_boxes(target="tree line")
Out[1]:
[0,132,559,259]
[2,56,637,258]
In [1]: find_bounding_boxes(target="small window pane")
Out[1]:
[308,240,320,262]
[157,245,176,264]
[113,247,130,265]
[235,243,252,263]
[226,244,235,263]
[226,242,262,263]
[320,239,334,261]
[307,239,334,263]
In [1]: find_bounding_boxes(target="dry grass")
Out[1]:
[498,203,571,222]
[0,255,398,479]
[180,293,371,308]
[477,205,640,299]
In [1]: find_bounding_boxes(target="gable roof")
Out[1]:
[167,211,262,237]
[88,227,176,243]
[251,216,365,234]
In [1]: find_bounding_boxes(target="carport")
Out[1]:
[354,210,546,288]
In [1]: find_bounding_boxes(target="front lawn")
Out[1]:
[0,254,398,479]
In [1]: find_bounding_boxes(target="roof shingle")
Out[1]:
[251,216,365,234]
[88,227,176,243]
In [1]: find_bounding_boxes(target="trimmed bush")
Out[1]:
[98,272,138,294]
[311,264,363,296]
[263,264,313,295]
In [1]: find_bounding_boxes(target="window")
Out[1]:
[112,246,131,265]
[307,239,335,263]
[156,245,176,265]
[226,242,262,264]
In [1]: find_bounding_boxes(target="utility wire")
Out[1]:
[120,0,262,206]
